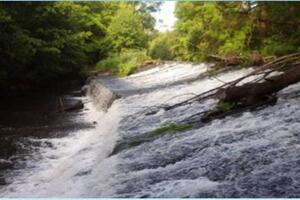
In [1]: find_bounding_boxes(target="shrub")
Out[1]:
[149,32,177,60]
[96,49,149,76]
[261,37,297,56]
[95,56,120,73]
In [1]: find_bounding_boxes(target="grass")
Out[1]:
[96,49,149,77]
[95,56,120,73]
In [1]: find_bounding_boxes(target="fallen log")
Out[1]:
[217,64,300,105]
[200,53,300,122]
[128,53,300,125]
[163,53,300,112]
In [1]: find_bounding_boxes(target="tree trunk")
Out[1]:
[259,3,268,37]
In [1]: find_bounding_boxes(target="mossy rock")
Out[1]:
[151,123,193,137]
[110,123,193,156]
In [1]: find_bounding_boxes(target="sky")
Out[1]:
[152,1,177,32]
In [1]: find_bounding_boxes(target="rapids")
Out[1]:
[1,62,300,197]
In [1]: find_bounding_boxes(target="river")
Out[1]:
[1,62,300,197]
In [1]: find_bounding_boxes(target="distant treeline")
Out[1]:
[1,2,300,91]
[150,2,300,62]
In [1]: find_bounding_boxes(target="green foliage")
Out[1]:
[95,2,155,77]
[174,2,252,61]
[135,2,160,32]
[107,4,149,52]
[118,49,149,76]
[96,49,149,76]
[174,2,300,62]
[148,32,177,60]
[0,2,155,90]
[2,1,300,90]
[95,56,120,73]
[151,123,193,136]
[0,2,118,89]
[261,36,298,56]
[118,60,138,77]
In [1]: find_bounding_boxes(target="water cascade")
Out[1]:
[1,62,300,197]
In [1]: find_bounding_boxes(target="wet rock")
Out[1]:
[63,100,84,112]
[0,160,13,170]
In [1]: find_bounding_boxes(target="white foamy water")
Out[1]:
[2,62,300,197]
[0,97,122,197]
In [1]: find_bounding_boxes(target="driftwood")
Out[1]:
[135,60,164,73]
[209,54,241,66]
[164,53,300,123]
[127,53,300,125]
[141,59,164,66]
[141,53,300,115]
[201,53,300,121]
[210,51,269,68]
[218,66,300,104]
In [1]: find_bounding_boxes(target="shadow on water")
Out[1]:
[0,83,94,185]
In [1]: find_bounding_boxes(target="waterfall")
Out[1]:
[2,62,300,197]
[0,79,122,197]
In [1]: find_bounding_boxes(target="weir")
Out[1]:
[1,62,300,197]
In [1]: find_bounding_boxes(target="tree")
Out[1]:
[0,2,116,89]
[175,2,253,61]
[174,2,300,62]
[149,32,177,60]
[257,2,300,56]
[107,4,150,52]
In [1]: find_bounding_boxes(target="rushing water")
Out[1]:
[1,62,300,197]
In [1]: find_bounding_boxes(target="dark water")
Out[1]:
[0,86,94,186]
